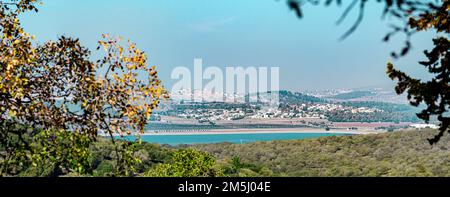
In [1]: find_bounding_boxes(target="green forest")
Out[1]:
[194,129,450,177]
[1,0,450,179]
[3,128,449,177]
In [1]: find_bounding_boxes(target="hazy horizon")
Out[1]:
[20,0,435,92]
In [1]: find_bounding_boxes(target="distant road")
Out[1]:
[139,127,385,136]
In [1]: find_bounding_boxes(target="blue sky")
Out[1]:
[21,0,435,91]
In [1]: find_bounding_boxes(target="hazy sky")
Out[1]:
[20,0,436,91]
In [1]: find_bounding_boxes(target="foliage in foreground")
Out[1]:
[144,148,223,177]
[285,0,450,144]
[4,129,450,177]
[195,129,450,177]
[0,0,168,176]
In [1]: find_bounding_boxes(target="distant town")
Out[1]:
[144,88,437,133]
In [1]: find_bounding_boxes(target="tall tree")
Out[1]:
[285,0,449,144]
[0,0,168,176]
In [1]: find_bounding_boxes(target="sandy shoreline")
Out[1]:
[101,127,385,136]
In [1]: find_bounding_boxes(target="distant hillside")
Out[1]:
[327,90,375,100]
[339,101,418,113]
[326,101,421,122]
[305,88,409,104]
[278,90,325,104]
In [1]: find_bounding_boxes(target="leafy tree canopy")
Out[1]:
[285,0,449,144]
[144,148,223,177]
[0,0,168,176]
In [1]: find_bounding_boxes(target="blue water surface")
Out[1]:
[122,132,349,146]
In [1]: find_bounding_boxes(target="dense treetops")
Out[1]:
[285,0,450,143]
[2,0,449,177]
[387,1,450,144]
[0,0,168,176]
[195,129,450,177]
[4,127,450,177]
